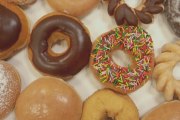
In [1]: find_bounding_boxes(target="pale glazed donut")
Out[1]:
[153,41,180,101]
[6,0,36,6]
[81,89,139,120]
[15,76,82,120]
[142,100,180,120]
[47,0,99,17]
[0,61,21,119]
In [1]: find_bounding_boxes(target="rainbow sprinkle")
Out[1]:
[91,26,154,93]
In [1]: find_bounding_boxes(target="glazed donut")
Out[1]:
[81,89,139,120]
[164,0,180,37]
[106,0,164,25]
[153,41,180,101]
[15,76,82,120]
[28,13,92,78]
[142,100,180,120]
[90,26,154,94]
[6,0,36,6]
[47,0,99,17]
[0,61,21,119]
[0,0,29,60]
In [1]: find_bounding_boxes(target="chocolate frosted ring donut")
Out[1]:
[29,13,92,78]
[107,0,164,26]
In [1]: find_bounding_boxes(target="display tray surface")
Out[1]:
[5,0,179,119]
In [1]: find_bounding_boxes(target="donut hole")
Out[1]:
[124,0,143,8]
[173,63,180,80]
[48,31,70,57]
[111,50,132,67]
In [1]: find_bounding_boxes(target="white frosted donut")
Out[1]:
[0,61,21,119]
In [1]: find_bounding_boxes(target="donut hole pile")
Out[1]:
[48,31,69,56]
[111,50,132,67]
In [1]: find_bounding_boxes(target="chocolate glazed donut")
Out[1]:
[164,0,180,37]
[0,5,21,51]
[107,0,164,26]
[29,13,92,78]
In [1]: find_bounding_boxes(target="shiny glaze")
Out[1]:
[142,101,180,120]
[15,77,82,120]
[0,4,21,51]
[30,15,92,77]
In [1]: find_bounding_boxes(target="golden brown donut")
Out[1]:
[142,100,180,120]
[153,41,180,101]
[0,0,29,60]
[15,76,82,120]
[47,0,99,17]
[6,0,36,6]
[81,89,139,120]
[0,61,21,119]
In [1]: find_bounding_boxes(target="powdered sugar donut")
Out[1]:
[0,61,21,119]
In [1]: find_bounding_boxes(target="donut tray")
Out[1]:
[5,0,179,119]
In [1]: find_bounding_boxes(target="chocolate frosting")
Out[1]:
[30,15,92,77]
[115,4,138,26]
[0,4,21,51]
[107,0,164,25]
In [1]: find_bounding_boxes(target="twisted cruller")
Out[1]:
[153,41,180,101]
[106,0,164,26]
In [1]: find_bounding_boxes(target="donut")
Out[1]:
[0,0,29,60]
[90,26,154,94]
[46,0,99,17]
[28,13,92,78]
[106,0,164,25]
[142,100,180,120]
[81,89,139,120]
[153,41,180,101]
[15,76,82,120]
[164,0,180,37]
[0,61,21,119]
[6,0,36,6]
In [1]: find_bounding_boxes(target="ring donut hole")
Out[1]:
[124,0,144,9]
[111,50,132,68]
[47,31,70,57]
[173,62,180,80]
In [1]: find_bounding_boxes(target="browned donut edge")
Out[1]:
[0,0,30,60]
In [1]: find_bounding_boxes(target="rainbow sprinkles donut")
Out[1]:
[90,26,154,94]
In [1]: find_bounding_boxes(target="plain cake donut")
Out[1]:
[81,89,139,120]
